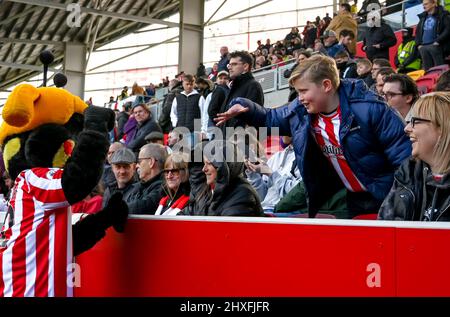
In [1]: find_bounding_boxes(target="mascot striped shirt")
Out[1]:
[0,168,73,297]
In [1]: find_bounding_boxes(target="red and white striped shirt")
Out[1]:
[0,168,72,297]
[312,106,366,192]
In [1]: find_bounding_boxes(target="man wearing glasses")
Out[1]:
[382,73,420,120]
[126,143,167,215]
[218,51,264,133]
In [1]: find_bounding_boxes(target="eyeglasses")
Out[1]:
[137,157,155,163]
[164,168,181,176]
[381,91,404,99]
[406,117,432,128]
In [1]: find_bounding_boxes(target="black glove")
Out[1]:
[84,105,115,134]
[96,192,129,233]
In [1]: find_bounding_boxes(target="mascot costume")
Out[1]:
[0,66,128,297]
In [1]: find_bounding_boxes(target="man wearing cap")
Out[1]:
[322,30,344,58]
[127,103,162,153]
[102,142,125,188]
[126,143,167,215]
[102,147,137,207]
[145,131,165,145]
[395,28,421,73]
[145,131,172,154]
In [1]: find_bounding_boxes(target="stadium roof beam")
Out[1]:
[0,61,58,73]
[94,40,178,52]
[203,0,227,26]
[206,0,273,26]
[0,6,38,26]
[0,37,63,46]
[87,35,179,73]
[7,0,180,28]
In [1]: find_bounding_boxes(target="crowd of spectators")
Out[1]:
[4,0,448,222]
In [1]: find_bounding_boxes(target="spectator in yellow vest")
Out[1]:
[395,28,422,74]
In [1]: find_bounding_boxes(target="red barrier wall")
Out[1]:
[74,217,450,297]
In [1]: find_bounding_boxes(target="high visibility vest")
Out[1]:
[397,40,421,71]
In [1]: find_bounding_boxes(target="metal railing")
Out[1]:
[252,58,296,93]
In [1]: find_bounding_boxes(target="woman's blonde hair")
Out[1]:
[412,92,450,173]
[288,54,340,89]
[164,152,189,184]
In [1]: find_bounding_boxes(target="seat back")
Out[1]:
[416,73,439,94]
[352,213,378,220]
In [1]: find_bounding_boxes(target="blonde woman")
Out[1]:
[155,153,190,215]
[379,92,450,221]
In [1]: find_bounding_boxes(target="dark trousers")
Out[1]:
[419,44,445,71]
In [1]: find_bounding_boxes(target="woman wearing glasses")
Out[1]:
[155,153,190,216]
[379,92,450,221]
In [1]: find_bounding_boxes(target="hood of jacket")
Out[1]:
[204,139,245,194]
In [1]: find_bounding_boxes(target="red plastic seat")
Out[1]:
[415,73,440,94]
[352,214,378,220]
[264,136,282,159]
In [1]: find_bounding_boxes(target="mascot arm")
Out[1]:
[65,106,128,256]
[62,106,114,205]
[73,192,128,256]
[62,129,109,205]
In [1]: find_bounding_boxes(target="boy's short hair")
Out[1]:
[183,74,194,83]
[356,58,372,68]
[288,54,340,89]
[372,58,391,68]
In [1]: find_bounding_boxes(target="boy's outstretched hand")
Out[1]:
[214,104,249,126]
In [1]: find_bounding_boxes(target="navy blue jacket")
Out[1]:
[232,79,411,214]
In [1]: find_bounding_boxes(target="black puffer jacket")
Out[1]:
[183,140,263,216]
[378,158,450,221]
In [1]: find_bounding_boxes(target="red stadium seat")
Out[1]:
[415,72,440,94]
[264,136,282,159]
[352,214,378,220]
